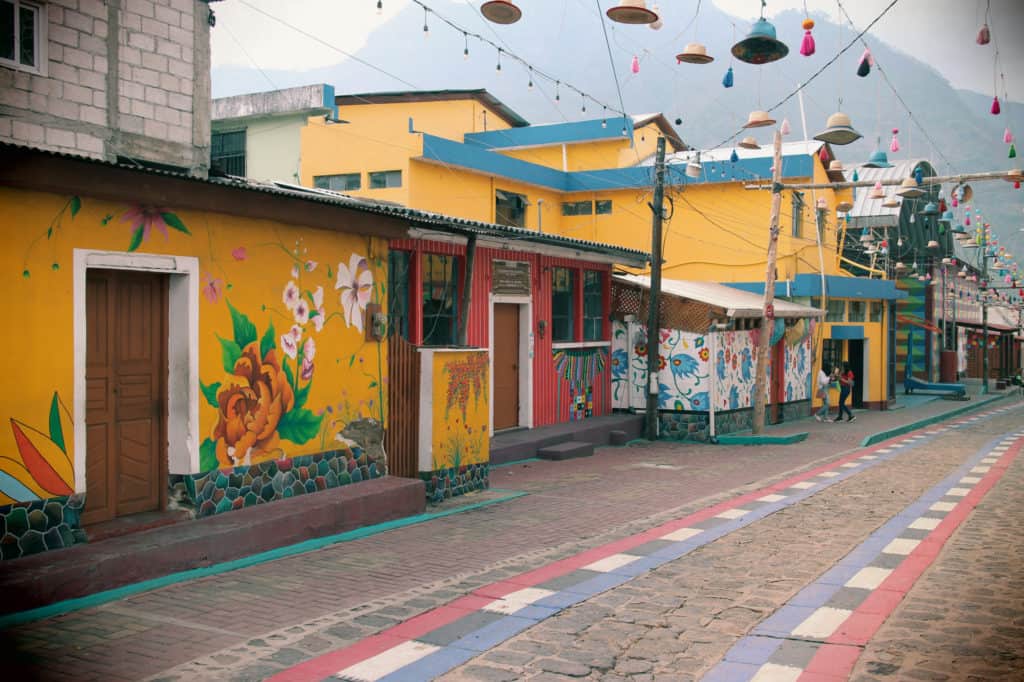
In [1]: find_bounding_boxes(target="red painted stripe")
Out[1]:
[800,643,862,680]
[266,632,407,682]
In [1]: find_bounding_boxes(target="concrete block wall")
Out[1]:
[0,0,210,176]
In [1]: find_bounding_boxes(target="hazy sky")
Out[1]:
[210,0,1024,99]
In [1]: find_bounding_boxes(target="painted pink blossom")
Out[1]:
[311,286,326,332]
[303,336,316,362]
[280,331,298,359]
[294,298,310,325]
[290,324,302,341]
[201,272,224,303]
[282,280,300,310]
[301,355,314,381]
[120,206,171,242]
[335,254,373,333]
[231,247,247,261]
[291,264,300,279]
[305,260,318,272]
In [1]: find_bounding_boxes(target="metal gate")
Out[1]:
[386,334,420,478]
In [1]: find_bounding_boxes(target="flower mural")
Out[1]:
[0,393,74,504]
[443,353,488,421]
[336,253,373,333]
[120,206,190,251]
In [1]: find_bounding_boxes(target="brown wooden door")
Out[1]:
[84,270,167,525]
[493,304,520,430]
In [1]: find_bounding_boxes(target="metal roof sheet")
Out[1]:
[845,159,932,229]
[615,274,824,319]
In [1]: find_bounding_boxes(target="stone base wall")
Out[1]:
[0,494,87,561]
[169,447,381,518]
[421,464,489,504]
[659,400,812,442]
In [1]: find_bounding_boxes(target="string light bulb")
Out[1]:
[602,107,607,128]
[496,47,502,73]
[463,32,469,59]
[422,6,429,38]
[376,1,382,14]
[581,93,587,113]
[528,67,533,90]
[555,81,560,101]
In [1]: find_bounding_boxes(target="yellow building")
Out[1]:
[226,87,904,413]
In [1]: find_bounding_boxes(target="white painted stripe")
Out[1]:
[792,607,853,638]
[819,471,840,478]
[947,487,971,497]
[757,494,787,503]
[860,455,878,460]
[909,517,941,531]
[751,663,803,682]
[959,476,981,484]
[790,481,817,489]
[481,587,556,614]
[875,449,893,454]
[582,554,640,574]
[840,462,860,469]
[662,527,704,542]
[338,640,440,681]
[716,508,749,520]
[883,538,920,555]
[845,566,894,590]
[981,457,998,464]
[970,466,991,474]
[929,501,957,512]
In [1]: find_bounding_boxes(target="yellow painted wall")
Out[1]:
[338,99,512,141]
[431,350,489,471]
[0,187,387,503]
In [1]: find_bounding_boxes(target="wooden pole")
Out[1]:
[744,169,1021,192]
[752,129,784,435]
[645,137,667,440]
[457,233,477,346]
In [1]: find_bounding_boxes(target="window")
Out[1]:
[595,199,613,215]
[211,130,246,176]
[791,191,804,238]
[387,250,411,340]
[314,173,361,191]
[495,189,527,227]
[551,267,576,342]
[822,339,842,375]
[826,299,845,322]
[582,270,604,341]
[848,300,866,322]
[0,0,43,73]
[421,253,460,346]
[869,301,883,322]
[562,200,592,216]
[810,297,821,310]
[369,170,402,189]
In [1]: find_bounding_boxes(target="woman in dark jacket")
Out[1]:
[834,362,855,422]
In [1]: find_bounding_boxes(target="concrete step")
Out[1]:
[608,429,630,446]
[536,441,594,461]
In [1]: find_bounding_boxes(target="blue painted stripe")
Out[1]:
[0,471,42,502]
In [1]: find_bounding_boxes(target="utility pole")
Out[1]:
[752,129,784,435]
[645,136,667,440]
[981,228,990,394]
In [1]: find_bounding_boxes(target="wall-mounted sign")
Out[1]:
[492,259,531,296]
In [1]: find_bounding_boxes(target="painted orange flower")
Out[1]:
[212,342,294,466]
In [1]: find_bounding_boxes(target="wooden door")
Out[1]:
[493,304,520,430]
[83,270,167,525]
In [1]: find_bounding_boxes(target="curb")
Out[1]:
[860,394,1007,447]
[715,432,809,446]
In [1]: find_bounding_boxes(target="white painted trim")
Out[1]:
[489,294,533,435]
[417,349,435,472]
[72,249,200,494]
[551,341,611,349]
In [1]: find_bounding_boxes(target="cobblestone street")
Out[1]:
[3,398,1023,681]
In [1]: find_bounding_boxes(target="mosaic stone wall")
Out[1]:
[0,493,87,560]
[659,400,812,442]
[169,447,382,518]
[421,463,489,504]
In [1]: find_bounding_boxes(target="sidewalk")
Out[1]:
[0,388,1016,681]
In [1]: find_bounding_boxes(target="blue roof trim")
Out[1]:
[831,325,865,340]
[464,117,633,149]
[322,84,337,120]
[422,134,569,190]
[727,275,908,301]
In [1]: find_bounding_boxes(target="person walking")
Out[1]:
[815,363,832,422]
[835,362,855,422]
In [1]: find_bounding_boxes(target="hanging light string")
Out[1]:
[595,0,632,137]
[708,0,900,151]
[408,0,628,121]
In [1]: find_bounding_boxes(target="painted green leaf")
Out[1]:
[200,381,221,408]
[69,196,81,217]
[294,379,311,410]
[227,299,257,348]
[217,335,242,373]
[283,358,295,387]
[48,392,66,454]
[161,212,191,235]
[199,438,218,472]
[128,226,144,252]
[260,321,276,359]
[46,226,53,238]
[348,354,356,368]
[101,214,113,225]
[368,381,377,389]
[276,407,322,445]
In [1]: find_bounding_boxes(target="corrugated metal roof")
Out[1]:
[1,142,650,267]
[845,159,930,229]
[615,274,824,319]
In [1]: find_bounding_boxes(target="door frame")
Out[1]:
[489,294,532,435]
[73,249,200,493]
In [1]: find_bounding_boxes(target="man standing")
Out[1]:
[815,363,832,422]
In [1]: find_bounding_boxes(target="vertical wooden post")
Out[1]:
[752,129,784,434]
[645,137,667,441]
[458,233,477,346]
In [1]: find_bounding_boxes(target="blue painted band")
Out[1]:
[831,325,865,340]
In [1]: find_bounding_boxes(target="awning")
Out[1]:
[616,274,823,319]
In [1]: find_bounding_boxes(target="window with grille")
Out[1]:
[0,0,43,73]
[869,301,883,322]
[551,267,576,342]
[826,299,846,322]
[561,200,592,216]
[848,300,866,322]
[314,173,361,191]
[595,199,613,215]
[211,130,246,176]
[369,170,402,189]
[583,270,604,341]
[421,253,460,346]
[495,189,527,227]
[387,250,411,340]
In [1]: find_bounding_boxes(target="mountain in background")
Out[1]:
[212,2,1024,261]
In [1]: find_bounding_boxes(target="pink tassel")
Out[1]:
[1004,127,1013,143]
[992,96,1001,115]
[977,23,990,45]
[952,195,958,207]
[631,55,640,74]
[780,118,791,135]
[800,31,815,56]
[890,128,900,153]
[819,146,829,164]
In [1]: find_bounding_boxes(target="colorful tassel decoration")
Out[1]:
[819,146,829,164]
[1016,181,1021,189]
[1004,127,1013,143]
[631,55,640,74]
[991,96,1001,115]
[722,66,734,88]
[780,118,791,135]
[890,128,900,153]
[730,149,739,163]
[1010,143,1017,159]
[914,166,923,185]
[856,49,872,77]
[977,23,990,45]
[800,18,815,56]
[952,195,958,207]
